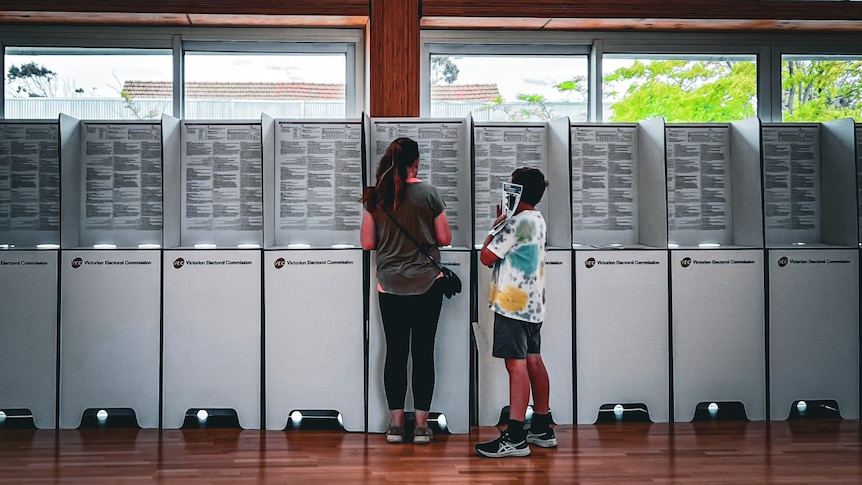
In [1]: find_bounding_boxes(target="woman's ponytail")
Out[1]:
[362,137,419,212]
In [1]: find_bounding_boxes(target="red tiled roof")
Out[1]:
[123,81,500,102]
[122,81,345,100]
[430,84,500,102]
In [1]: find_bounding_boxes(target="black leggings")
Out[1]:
[378,281,444,411]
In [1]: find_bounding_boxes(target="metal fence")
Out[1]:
[5,98,588,121]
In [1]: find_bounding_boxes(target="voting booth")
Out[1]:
[262,117,365,431]
[365,117,472,434]
[572,118,671,423]
[57,116,163,428]
[474,119,574,426]
[0,251,58,429]
[667,118,766,422]
[766,119,859,420]
[162,119,263,429]
[0,121,60,429]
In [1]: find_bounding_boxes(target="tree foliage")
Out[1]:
[604,60,757,122]
[480,77,587,121]
[782,60,862,121]
[479,94,556,121]
[7,62,58,97]
[431,56,460,85]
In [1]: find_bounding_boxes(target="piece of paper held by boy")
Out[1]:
[489,182,522,237]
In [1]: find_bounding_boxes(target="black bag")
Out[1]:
[437,266,463,299]
[385,211,462,299]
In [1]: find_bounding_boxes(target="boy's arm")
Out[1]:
[480,213,506,267]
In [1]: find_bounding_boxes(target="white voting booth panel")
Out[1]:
[575,250,669,424]
[476,249,574,426]
[163,250,261,429]
[0,251,58,428]
[264,249,364,431]
[368,250,470,434]
[769,249,859,420]
[59,250,161,428]
[671,250,766,421]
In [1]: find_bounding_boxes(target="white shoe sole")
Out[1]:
[527,437,557,448]
[476,446,531,458]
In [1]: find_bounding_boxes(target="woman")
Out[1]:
[360,137,452,444]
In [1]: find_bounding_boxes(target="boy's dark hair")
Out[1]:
[511,167,547,206]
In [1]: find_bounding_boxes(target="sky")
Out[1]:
[446,56,589,102]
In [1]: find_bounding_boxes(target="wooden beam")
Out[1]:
[0,1,369,16]
[369,0,420,117]
[420,0,862,21]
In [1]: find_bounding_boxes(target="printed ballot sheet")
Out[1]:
[571,125,637,244]
[762,125,820,242]
[665,125,732,233]
[473,124,546,244]
[370,121,469,237]
[0,123,60,243]
[275,122,363,246]
[181,123,263,245]
[80,123,163,245]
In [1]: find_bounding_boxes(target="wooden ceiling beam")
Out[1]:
[0,1,369,17]
[420,1,862,21]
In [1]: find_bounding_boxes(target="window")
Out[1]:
[427,46,589,121]
[602,55,757,123]
[781,55,862,122]
[182,45,350,120]
[5,47,173,120]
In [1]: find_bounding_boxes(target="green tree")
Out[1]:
[783,60,862,121]
[479,94,556,121]
[480,75,587,122]
[603,59,757,122]
[554,75,588,103]
[7,62,58,97]
[431,56,460,85]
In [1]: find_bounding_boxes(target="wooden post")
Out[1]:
[369,0,420,117]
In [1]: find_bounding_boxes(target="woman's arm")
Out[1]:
[434,211,452,247]
[360,210,376,249]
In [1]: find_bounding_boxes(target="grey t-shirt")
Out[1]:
[368,181,446,295]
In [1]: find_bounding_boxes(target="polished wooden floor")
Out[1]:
[1,420,861,484]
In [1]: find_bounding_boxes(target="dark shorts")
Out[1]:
[492,313,543,360]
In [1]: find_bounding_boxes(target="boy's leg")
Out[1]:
[526,353,550,415]
[505,357,531,427]
[475,315,532,458]
[525,353,557,448]
[475,356,532,458]
[524,327,557,448]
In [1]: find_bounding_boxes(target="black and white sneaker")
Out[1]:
[386,425,404,444]
[526,427,557,448]
[475,430,531,458]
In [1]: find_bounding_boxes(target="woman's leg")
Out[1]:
[409,286,444,420]
[379,292,411,412]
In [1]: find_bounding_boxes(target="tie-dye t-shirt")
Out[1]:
[486,210,546,323]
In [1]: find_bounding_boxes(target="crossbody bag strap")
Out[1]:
[383,210,445,273]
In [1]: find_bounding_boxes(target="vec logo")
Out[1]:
[681,257,692,268]
[274,258,286,269]
[778,256,789,268]
[585,257,596,269]
[71,257,83,269]
[173,258,185,269]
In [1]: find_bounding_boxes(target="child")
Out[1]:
[475,167,556,458]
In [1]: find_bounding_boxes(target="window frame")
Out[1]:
[1,25,365,120]
[423,30,862,123]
